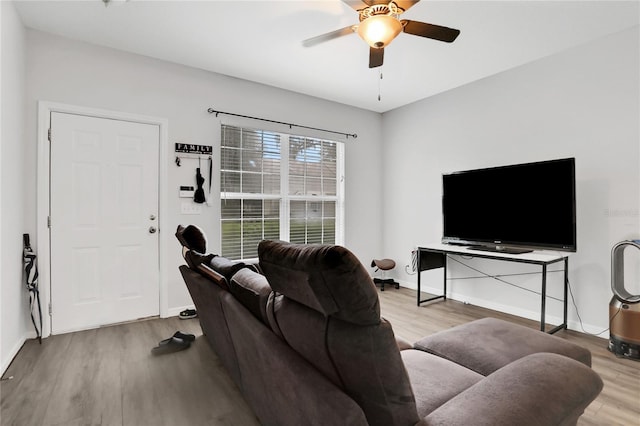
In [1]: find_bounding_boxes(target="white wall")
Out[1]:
[382,26,640,334]
[1,1,31,374]
[23,30,383,323]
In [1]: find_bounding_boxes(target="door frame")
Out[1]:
[37,101,170,338]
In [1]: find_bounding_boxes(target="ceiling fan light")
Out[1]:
[357,15,403,48]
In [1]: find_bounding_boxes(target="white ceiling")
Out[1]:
[13,0,640,113]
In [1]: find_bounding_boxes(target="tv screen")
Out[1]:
[442,157,576,253]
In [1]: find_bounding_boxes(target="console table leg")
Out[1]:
[563,257,569,328]
[417,251,422,306]
[443,255,447,300]
[541,264,547,332]
[416,249,447,305]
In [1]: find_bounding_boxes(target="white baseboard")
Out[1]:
[566,319,609,339]
[166,305,195,318]
[1,335,28,377]
[397,278,607,339]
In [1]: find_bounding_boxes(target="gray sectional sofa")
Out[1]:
[176,225,603,426]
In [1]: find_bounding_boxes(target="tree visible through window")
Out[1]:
[220,125,344,259]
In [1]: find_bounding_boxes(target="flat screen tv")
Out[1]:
[441,157,576,254]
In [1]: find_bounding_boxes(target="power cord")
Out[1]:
[567,277,620,337]
[405,249,417,275]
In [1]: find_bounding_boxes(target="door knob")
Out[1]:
[149,226,157,234]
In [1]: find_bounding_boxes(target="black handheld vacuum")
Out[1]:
[608,240,640,360]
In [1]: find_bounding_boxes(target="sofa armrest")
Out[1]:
[419,353,603,426]
[197,263,229,289]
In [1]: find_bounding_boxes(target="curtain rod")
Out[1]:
[207,108,357,139]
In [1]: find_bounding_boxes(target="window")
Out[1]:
[220,125,344,259]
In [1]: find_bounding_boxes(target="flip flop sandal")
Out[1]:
[179,309,197,319]
[173,331,196,342]
[150,336,191,355]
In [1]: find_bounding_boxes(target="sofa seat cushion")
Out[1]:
[414,317,592,376]
[422,353,603,426]
[401,349,482,418]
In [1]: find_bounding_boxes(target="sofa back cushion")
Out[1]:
[258,240,380,325]
[220,291,369,426]
[258,240,419,426]
[209,256,251,282]
[229,268,273,325]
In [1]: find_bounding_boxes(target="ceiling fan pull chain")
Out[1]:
[378,71,383,101]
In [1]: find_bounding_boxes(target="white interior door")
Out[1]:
[50,112,160,334]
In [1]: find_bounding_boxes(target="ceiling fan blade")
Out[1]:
[402,20,460,43]
[369,47,384,68]
[302,26,356,47]
[342,0,369,11]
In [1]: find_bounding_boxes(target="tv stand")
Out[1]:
[468,245,533,255]
[416,243,569,334]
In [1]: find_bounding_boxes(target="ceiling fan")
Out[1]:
[303,0,460,68]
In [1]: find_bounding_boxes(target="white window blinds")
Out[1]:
[220,124,343,259]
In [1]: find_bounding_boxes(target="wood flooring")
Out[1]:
[0,317,259,426]
[1,288,638,425]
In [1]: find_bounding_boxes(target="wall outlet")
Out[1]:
[181,202,202,215]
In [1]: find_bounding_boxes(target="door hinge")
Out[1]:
[48,303,52,316]
[48,128,51,142]
[47,216,51,228]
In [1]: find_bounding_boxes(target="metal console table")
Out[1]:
[416,243,569,334]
